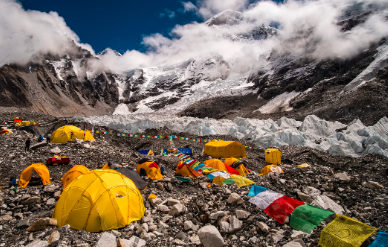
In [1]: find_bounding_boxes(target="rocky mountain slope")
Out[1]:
[0,112,387,246]
[0,8,387,126]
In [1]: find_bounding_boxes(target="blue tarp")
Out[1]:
[137,150,153,155]
[369,232,388,247]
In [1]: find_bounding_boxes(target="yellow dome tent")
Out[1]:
[51,125,95,143]
[204,140,246,158]
[53,170,145,232]
[19,163,51,188]
[136,161,163,180]
[61,165,90,189]
[203,159,227,171]
[224,158,250,176]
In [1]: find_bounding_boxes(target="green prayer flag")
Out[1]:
[222,178,235,185]
[290,204,334,234]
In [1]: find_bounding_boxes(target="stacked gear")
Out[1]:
[175,160,201,178]
[53,169,145,232]
[61,165,90,189]
[260,165,283,176]
[224,158,249,175]
[19,163,51,188]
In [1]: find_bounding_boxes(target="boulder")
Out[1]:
[43,185,59,193]
[303,186,321,198]
[198,225,224,247]
[96,232,116,247]
[229,216,243,233]
[297,191,313,204]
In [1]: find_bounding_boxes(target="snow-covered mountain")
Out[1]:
[0,8,387,125]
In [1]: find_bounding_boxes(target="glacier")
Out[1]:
[76,114,388,158]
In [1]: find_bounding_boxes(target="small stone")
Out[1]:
[0,215,12,221]
[54,191,61,198]
[169,203,185,216]
[21,196,41,205]
[235,210,250,219]
[119,236,146,247]
[189,235,201,245]
[226,193,241,204]
[46,198,56,206]
[27,218,57,232]
[184,220,194,231]
[112,230,121,237]
[249,236,258,244]
[257,222,269,233]
[149,224,157,232]
[156,183,164,190]
[25,240,48,247]
[229,215,243,233]
[43,185,59,193]
[157,205,170,213]
[50,147,61,154]
[209,211,228,220]
[176,231,187,241]
[297,191,313,204]
[364,181,384,189]
[198,225,224,247]
[282,241,304,247]
[334,172,351,182]
[272,229,285,243]
[47,230,60,245]
[173,239,186,245]
[153,231,163,237]
[291,230,306,239]
[96,232,116,247]
[200,182,208,189]
[150,198,163,206]
[167,198,181,206]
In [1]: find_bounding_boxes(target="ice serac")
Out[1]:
[79,114,388,158]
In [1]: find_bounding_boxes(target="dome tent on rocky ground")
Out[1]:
[18,163,51,188]
[61,165,90,189]
[136,160,163,180]
[53,169,145,232]
[203,159,239,175]
[50,125,95,143]
[204,140,246,158]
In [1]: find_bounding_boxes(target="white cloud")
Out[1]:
[160,9,176,19]
[0,0,93,67]
[197,0,250,20]
[182,1,198,12]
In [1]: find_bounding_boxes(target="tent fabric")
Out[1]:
[51,125,95,143]
[61,165,90,189]
[298,163,310,169]
[176,161,201,178]
[0,129,12,134]
[224,158,249,175]
[19,163,51,188]
[264,196,305,224]
[318,215,377,247]
[290,204,335,234]
[204,141,246,158]
[235,164,249,175]
[48,155,70,166]
[225,164,240,175]
[53,169,145,232]
[230,174,255,188]
[248,185,268,197]
[203,159,227,172]
[137,150,154,156]
[369,232,388,247]
[249,190,283,210]
[260,165,284,176]
[136,162,163,180]
[117,167,148,191]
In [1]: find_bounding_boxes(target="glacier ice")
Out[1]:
[77,114,388,158]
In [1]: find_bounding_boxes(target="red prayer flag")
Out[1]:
[225,164,240,175]
[264,196,305,224]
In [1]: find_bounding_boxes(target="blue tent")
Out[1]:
[161,148,192,155]
[137,150,154,155]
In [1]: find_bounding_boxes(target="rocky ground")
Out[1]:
[0,112,387,247]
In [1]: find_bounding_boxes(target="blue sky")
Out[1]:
[20,0,267,54]
[20,0,202,54]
